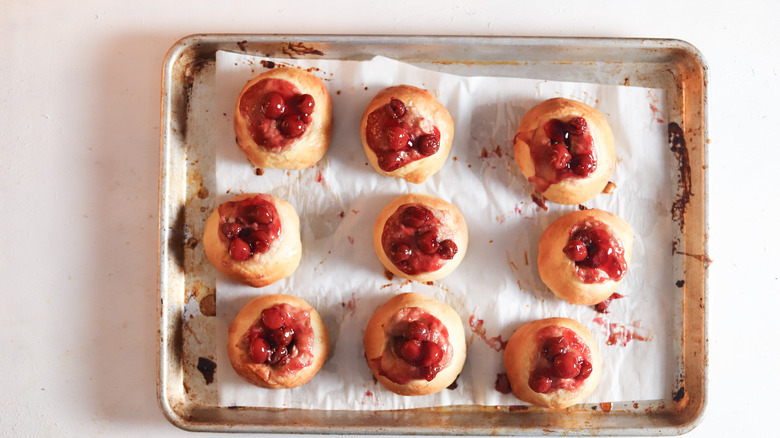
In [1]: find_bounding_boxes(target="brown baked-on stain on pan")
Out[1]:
[282,42,325,58]
[668,122,691,231]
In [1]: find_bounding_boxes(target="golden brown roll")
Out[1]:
[234,67,333,169]
[364,293,466,396]
[514,98,615,204]
[227,294,330,389]
[203,193,302,287]
[504,317,601,409]
[360,85,454,183]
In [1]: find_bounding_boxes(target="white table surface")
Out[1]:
[2,1,777,436]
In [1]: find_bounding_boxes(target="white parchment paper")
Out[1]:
[213,50,677,409]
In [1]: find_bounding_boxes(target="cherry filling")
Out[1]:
[239,78,315,150]
[244,303,314,371]
[381,204,458,275]
[366,98,442,172]
[217,195,282,261]
[528,117,597,192]
[374,308,453,384]
[563,220,627,283]
[528,326,593,394]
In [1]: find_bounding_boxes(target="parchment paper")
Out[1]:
[212,51,677,409]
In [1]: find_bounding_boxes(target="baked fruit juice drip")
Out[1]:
[243,304,314,371]
[381,204,458,275]
[528,326,594,394]
[529,117,597,192]
[563,220,627,283]
[365,98,441,172]
[376,308,452,384]
[218,195,282,261]
[239,77,315,150]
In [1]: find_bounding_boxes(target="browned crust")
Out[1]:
[373,193,468,282]
[234,67,333,169]
[202,193,302,287]
[364,293,466,396]
[537,209,633,305]
[513,98,615,204]
[227,294,330,389]
[504,317,601,409]
[360,85,454,184]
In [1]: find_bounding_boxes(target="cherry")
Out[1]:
[572,154,595,176]
[542,337,568,360]
[249,337,272,363]
[270,326,294,348]
[261,306,287,330]
[297,94,315,116]
[384,98,406,119]
[529,373,552,393]
[401,206,430,228]
[222,222,243,240]
[390,243,413,263]
[416,134,440,156]
[438,239,458,260]
[261,92,286,119]
[400,340,423,364]
[544,119,567,144]
[553,352,582,378]
[244,204,274,225]
[247,229,271,254]
[377,152,404,172]
[578,360,593,379]
[406,320,430,341]
[387,126,411,151]
[548,144,572,170]
[568,117,588,135]
[280,115,305,137]
[229,238,252,261]
[418,341,443,367]
[417,231,440,255]
[563,240,588,262]
[269,346,289,365]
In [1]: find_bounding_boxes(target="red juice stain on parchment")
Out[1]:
[468,314,508,351]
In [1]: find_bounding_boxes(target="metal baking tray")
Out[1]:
[158,34,708,435]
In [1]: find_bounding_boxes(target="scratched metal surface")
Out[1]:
[157,35,708,435]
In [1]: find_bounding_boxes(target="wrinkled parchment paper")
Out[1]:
[213,51,677,409]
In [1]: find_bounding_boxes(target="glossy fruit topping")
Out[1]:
[528,326,594,394]
[527,117,597,193]
[387,311,450,383]
[381,204,458,275]
[218,195,282,261]
[244,303,314,371]
[366,97,442,172]
[239,77,315,151]
[565,220,627,283]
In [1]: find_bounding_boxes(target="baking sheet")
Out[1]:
[158,34,709,435]
[213,51,675,410]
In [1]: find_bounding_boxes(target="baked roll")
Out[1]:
[513,98,615,204]
[373,193,468,282]
[504,317,601,409]
[203,193,302,287]
[234,67,333,169]
[364,292,466,396]
[360,85,454,183]
[227,294,330,389]
[538,209,633,306]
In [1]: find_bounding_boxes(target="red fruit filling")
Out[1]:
[239,78,315,151]
[527,117,597,193]
[381,204,458,275]
[366,98,442,172]
[528,326,594,394]
[563,219,627,283]
[217,195,282,261]
[243,303,315,371]
[373,307,453,384]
